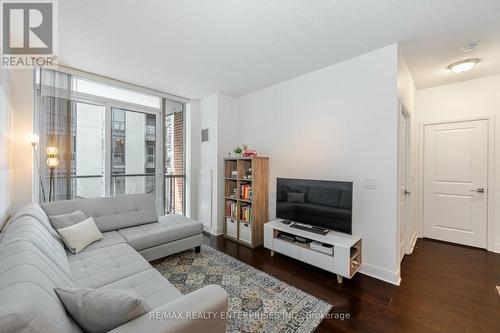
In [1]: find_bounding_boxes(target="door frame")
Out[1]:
[398,103,411,263]
[417,115,495,252]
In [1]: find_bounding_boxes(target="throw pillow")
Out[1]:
[287,192,305,203]
[54,287,151,333]
[50,210,88,230]
[57,217,104,254]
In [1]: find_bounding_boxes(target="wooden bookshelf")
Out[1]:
[223,157,269,248]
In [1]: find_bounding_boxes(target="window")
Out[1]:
[164,100,185,215]
[36,68,189,216]
[110,108,156,197]
[74,78,160,108]
[72,102,105,199]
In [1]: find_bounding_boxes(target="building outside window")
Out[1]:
[35,68,186,215]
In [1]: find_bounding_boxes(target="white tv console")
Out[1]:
[264,220,362,283]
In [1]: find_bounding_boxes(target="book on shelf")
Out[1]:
[225,201,238,218]
[240,205,252,223]
[240,184,252,201]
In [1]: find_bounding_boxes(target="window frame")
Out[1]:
[163,102,186,215]
[34,68,188,216]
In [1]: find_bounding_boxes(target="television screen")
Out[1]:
[276,178,352,234]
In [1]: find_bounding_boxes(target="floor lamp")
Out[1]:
[46,146,59,202]
[28,134,47,203]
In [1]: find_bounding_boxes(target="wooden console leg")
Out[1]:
[270,250,275,256]
[336,275,343,284]
[195,246,201,253]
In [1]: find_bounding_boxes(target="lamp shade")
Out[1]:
[46,146,58,156]
[47,157,59,168]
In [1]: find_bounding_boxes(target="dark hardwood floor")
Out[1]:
[204,235,500,333]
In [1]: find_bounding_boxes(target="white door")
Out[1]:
[399,111,409,262]
[423,120,488,248]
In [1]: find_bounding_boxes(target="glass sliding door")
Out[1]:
[111,108,156,196]
[165,100,185,215]
[72,102,105,198]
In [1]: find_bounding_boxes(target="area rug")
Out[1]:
[153,245,332,333]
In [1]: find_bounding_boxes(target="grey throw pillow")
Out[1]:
[54,287,151,333]
[50,210,88,230]
[287,192,305,203]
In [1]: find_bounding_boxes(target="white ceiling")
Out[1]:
[58,0,500,98]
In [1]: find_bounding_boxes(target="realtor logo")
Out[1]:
[1,1,56,68]
[3,2,52,54]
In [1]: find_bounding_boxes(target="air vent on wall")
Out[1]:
[201,128,209,142]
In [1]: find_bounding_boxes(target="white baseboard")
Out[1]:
[359,263,401,286]
[408,232,418,254]
[203,225,222,236]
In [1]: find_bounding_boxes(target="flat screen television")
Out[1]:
[276,178,352,234]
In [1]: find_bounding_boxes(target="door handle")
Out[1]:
[470,188,485,193]
[404,190,411,196]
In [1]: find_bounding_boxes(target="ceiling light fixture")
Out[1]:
[447,58,479,73]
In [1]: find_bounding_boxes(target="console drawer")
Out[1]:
[273,238,300,260]
[226,218,238,238]
[239,222,252,244]
[300,247,335,272]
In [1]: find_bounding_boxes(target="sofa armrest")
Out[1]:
[109,285,228,333]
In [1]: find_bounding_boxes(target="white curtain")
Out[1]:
[36,68,73,202]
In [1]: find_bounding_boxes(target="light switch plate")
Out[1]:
[364,179,377,190]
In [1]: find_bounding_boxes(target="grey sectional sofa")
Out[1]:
[0,194,228,333]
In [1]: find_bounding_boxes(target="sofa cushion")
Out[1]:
[2,215,73,281]
[118,215,203,251]
[99,268,182,308]
[55,287,151,333]
[306,187,342,208]
[0,216,81,333]
[82,231,126,251]
[68,243,151,288]
[11,203,63,245]
[42,194,158,232]
[50,210,88,230]
[58,217,104,254]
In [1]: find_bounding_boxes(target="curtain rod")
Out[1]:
[48,64,190,104]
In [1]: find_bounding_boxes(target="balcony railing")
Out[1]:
[165,174,185,215]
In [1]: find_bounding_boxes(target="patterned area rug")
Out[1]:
[153,245,332,333]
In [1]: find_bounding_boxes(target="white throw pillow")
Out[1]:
[57,217,104,254]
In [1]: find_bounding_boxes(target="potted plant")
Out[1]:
[233,145,245,157]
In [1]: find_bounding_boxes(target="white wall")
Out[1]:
[238,45,401,284]
[0,69,14,228]
[194,93,241,234]
[216,94,240,233]
[416,74,500,252]
[197,94,218,233]
[9,70,34,211]
[397,49,418,255]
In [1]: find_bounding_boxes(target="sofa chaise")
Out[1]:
[0,194,228,333]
